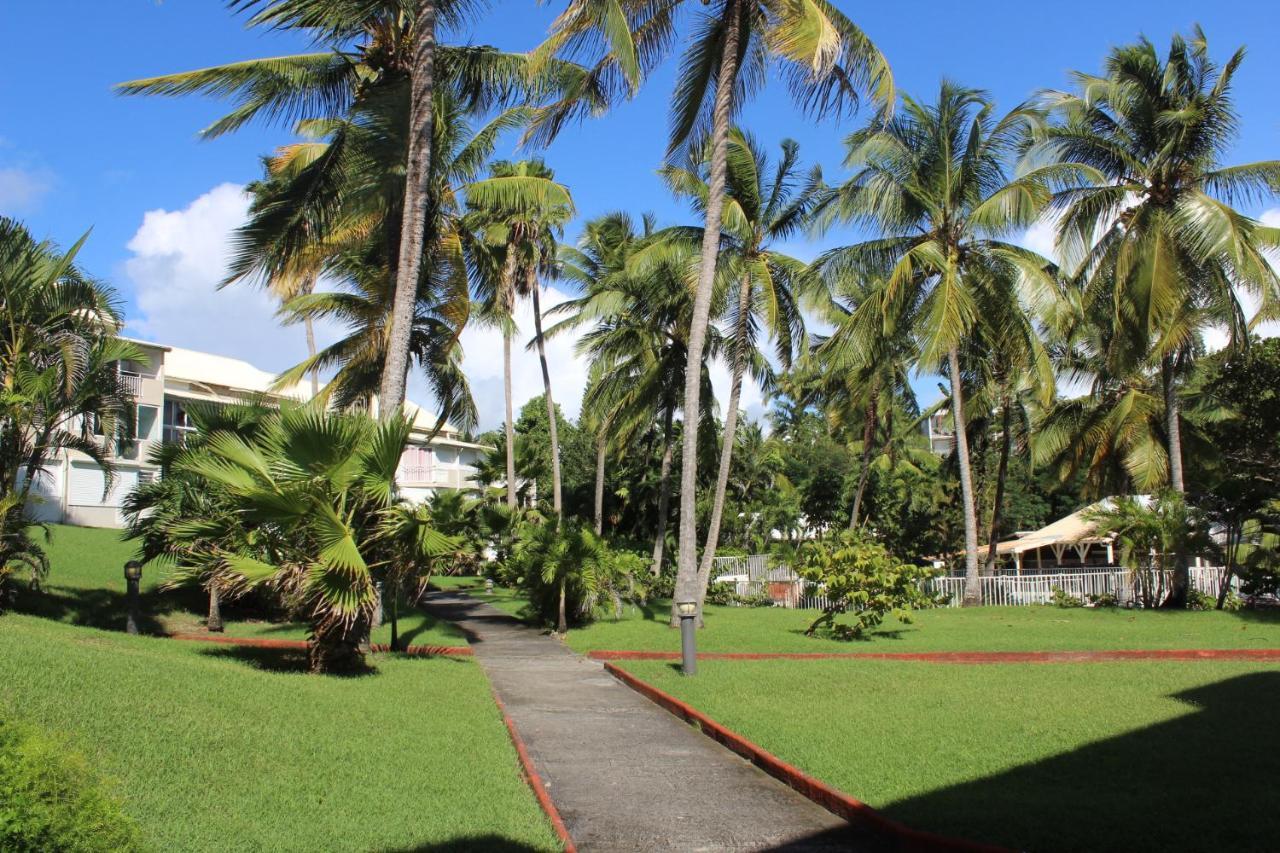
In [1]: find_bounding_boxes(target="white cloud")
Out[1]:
[124,183,331,374]
[1020,216,1059,263]
[0,166,52,211]
[458,286,592,432]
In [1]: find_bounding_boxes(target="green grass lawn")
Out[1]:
[0,615,558,852]
[559,598,1280,654]
[17,524,465,646]
[621,657,1280,852]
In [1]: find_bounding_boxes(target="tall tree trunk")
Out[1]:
[557,574,568,634]
[301,274,320,398]
[1162,354,1190,608]
[950,346,981,606]
[674,1,741,614]
[694,273,752,611]
[206,586,223,633]
[650,407,675,576]
[503,326,517,509]
[390,581,400,651]
[984,395,1012,576]
[593,427,607,536]
[530,281,562,518]
[849,380,880,529]
[378,0,436,414]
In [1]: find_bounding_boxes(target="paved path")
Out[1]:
[421,591,882,852]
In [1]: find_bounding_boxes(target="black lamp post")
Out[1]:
[676,599,698,676]
[123,560,143,635]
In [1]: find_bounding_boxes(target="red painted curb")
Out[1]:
[588,648,1280,664]
[604,661,1013,853]
[492,691,577,853]
[168,632,472,657]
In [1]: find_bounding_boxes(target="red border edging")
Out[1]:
[168,632,472,657]
[492,691,577,853]
[589,648,1280,664]
[604,661,1014,853]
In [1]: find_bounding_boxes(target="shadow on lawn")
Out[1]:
[382,836,550,852]
[880,671,1280,852]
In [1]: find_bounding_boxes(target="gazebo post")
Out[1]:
[1015,552,1023,576]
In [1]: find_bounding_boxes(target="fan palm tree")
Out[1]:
[466,159,575,517]
[175,404,442,672]
[1032,30,1280,602]
[540,0,894,612]
[661,129,821,604]
[812,82,1068,604]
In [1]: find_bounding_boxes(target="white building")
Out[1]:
[26,340,491,528]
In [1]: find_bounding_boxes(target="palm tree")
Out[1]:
[813,83,1066,604]
[0,218,142,591]
[541,0,894,613]
[118,3,593,414]
[661,129,820,605]
[466,160,574,517]
[550,223,721,575]
[1033,29,1280,604]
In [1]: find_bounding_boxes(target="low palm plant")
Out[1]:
[173,405,439,673]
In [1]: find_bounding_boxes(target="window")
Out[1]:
[163,399,196,445]
[136,405,158,441]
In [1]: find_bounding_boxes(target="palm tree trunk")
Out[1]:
[302,274,320,397]
[557,574,568,634]
[378,0,436,414]
[984,396,1012,576]
[651,407,675,576]
[950,346,981,606]
[694,273,752,609]
[503,326,517,509]
[849,381,880,529]
[530,282,562,518]
[593,427,607,536]
[675,0,741,614]
[390,582,400,651]
[206,586,223,633]
[1162,354,1189,607]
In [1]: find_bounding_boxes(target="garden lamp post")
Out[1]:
[123,560,143,636]
[676,600,698,676]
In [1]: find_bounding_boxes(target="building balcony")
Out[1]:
[397,466,479,490]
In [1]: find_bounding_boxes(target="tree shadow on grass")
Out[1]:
[879,671,1280,852]
[197,645,377,678]
[382,836,551,852]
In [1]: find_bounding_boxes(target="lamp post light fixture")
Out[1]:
[123,560,143,636]
[485,577,495,594]
[676,600,698,676]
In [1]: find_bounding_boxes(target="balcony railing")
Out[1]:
[120,373,141,395]
[397,466,479,489]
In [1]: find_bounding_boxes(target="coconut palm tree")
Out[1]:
[466,160,575,517]
[118,3,595,414]
[1033,29,1280,602]
[661,129,821,605]
[812,83,1068,604]
[540,0,894,612]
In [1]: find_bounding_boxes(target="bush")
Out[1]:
[1186,589,1217,611]
[704,581,773,608]
[1050,586,1084,608]
[0,719,141,852]
[798,531,940,640]
[1086,592,1120,608]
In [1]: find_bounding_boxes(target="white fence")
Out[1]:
[714,556,1234,610]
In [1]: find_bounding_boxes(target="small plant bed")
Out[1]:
[0,615,559,851]
[559,599,1280,654]
[615,657,1280,852]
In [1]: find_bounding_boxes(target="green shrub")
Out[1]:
[0,719,141,852]
[798,531,940,640]
[1086,592,1120,608]
[1186,589,1217,611]
[1049,586,1084,608]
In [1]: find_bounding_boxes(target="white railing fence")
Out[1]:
[713,556,1235,610]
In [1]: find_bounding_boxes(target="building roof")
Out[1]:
[988,499,1124,556]
[163,346,313,402]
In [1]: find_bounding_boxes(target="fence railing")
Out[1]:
[714,557,1234,610]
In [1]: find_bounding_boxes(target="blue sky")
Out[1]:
[2,2,1277,429]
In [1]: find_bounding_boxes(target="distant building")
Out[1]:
[924,410,954,455]
[25,340,490,528]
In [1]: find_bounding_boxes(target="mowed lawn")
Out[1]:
[16,523,466,647]
[622,657,1280,852]
[0,615,558,852]
[559,598,1280,654]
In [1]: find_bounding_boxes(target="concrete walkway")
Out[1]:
[421,591,883,852]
